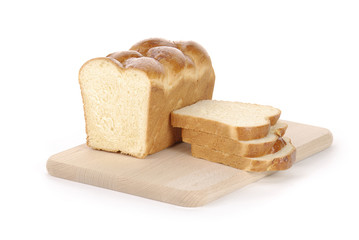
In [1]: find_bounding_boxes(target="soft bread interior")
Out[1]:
[191,137,296,172]
[250,137,294,161]
[182,121,288,157]
[79,58,150,157]
[173,100,280,127]
[242,121,287,143]
[192,137,294,161]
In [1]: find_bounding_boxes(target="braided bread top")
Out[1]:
[106,38,213,87]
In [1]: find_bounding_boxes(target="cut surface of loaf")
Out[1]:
[171,100,281,141]
[79,38,215,158]
[182,121,288,157]
[191,137,296,172]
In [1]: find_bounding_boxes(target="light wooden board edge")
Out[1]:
[47,121,333,207]
[195,125,333,206]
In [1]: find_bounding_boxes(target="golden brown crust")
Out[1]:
[274,123,288,136]
[270,137,286,154]
[191,138,296,172]
[182,123,288,158]
[146,46,186,73]
[268,150,296,171]
[80,38,215,157]
[268,113,281,126]
[136,39,215,156]
[171,112,280,141]
[130,38,177,55]
[106,50,143,62]
[124,57,165,78]
[105,38,214,86]
[174,41,211,64]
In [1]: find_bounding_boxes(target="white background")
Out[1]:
[1,0,358,239]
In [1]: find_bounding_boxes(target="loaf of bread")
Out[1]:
[171,100,281,141]
[191,137,296,172]
[182,121,288,157]
[79,38,215,158]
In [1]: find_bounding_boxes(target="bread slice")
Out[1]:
[191,137,296,172]
[79,39,215,158]
[182,121,288,157]
[171,100,281,141]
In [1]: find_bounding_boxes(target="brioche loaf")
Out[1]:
[79,38,215,158]
[182,121,288,157]
[191,137,296,172]
[171,100,281,141]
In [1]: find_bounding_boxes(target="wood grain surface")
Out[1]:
[47,121,333,207]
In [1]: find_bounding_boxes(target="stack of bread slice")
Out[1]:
[171,100,296,172]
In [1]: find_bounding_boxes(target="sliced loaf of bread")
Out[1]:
[171,100,281,141]
[79,39,215,158]
[191,137,296,172]
[182,121,288,157]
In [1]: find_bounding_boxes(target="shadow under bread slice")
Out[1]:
[190,137,296,172]
[182,121,288,158]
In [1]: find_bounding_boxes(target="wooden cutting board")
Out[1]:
[47,121,332,207]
